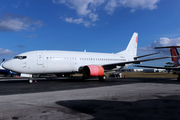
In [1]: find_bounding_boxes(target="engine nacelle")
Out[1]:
[82,65,104,78]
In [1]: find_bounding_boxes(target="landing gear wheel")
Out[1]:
[29,79,33,84]
[99,75,106,81]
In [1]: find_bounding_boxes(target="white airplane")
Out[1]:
[2,32,170,83]
[135,46,180,80]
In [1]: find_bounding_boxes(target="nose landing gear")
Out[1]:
[29,78,33,83]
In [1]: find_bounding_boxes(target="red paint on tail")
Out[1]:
[136,36,138,43]
[170,47,179,67]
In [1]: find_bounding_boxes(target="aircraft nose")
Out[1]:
[2,60,12,70]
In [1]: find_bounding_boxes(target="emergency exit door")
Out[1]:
[37,52,44,65]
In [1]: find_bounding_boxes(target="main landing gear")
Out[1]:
[82,75,106,81]
[99,75,106,81]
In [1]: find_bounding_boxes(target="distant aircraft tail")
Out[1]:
[170,47,180,67]
[0,59,5,66]
[155,46,180,67]
[0,59,5,70]
[117,32,138,57]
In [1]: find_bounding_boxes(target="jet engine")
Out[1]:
[82,65,104,78]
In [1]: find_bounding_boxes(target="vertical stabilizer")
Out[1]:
[117,32,138,57]
[170,47,180,67]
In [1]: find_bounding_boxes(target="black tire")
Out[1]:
[99,75,106,81]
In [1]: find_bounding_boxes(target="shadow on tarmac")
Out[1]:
[56,95,180,120]
[0,77,180,95]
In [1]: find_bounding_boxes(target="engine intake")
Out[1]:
[82,65,104,78]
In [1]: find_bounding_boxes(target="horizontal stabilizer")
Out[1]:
[155,46,180,49]
[134,65,180,70]
[102,56,172,70]
[134,65,168,69]
[134,52,161,60]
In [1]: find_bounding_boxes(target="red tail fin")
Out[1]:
[170,47,180,67]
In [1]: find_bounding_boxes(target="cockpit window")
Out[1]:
[13,56,27,60]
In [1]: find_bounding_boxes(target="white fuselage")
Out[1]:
[3,50,133,74]
[3,33,139,77]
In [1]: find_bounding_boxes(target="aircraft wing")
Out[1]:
[102,56,172,70]
[134,65,180,71]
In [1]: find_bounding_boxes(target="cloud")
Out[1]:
[130,9,136,13]
[65,17,83,24]
[0,48,15,55]
[104,0,119,14]
[54,0,103,26]
[89,13,99,22]
[0,13,44,32]
[105,0,159,14]
[64,17,91,27]
[53,0,159,26]
[53,0,105,15]
[11,1,20,8]
[119,0,159,10]
[139,37,180,55]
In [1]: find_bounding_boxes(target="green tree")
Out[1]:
[164,62,175,67]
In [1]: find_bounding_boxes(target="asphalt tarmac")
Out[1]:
[0,76,180,120]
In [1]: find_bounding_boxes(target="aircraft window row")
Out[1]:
[80,58,126,61]
[47,57,76,60]
[46,57,126,61]
[13,56,27,60]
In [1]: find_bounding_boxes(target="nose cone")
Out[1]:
[2,60,12,71]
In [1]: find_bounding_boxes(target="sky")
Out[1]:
[0,0,180,68]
